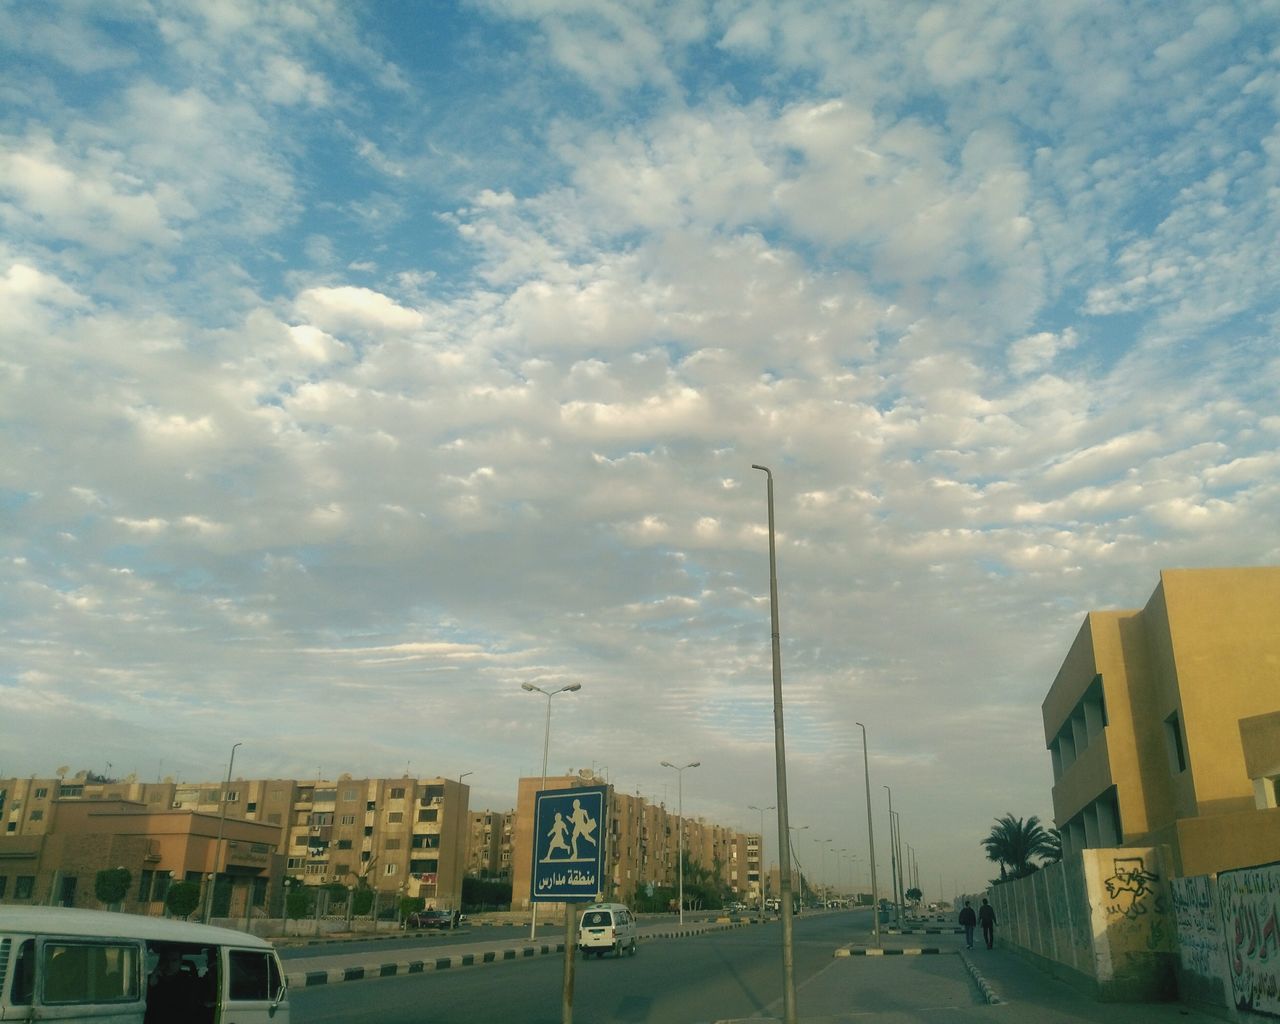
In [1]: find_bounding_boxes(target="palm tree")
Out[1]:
[980,814,1055,881]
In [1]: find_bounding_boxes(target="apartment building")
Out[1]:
[466,809,514,878]
[509,770,760,910]
[1,772,470,911]
[1042,567,1280,875]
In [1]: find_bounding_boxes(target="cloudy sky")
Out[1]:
[3,0,1278,896]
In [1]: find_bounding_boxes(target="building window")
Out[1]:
[1164,711,1188,774]
[15,876,34,900]
[344,789,358,801]
[29,811,43,822]
[387,812,403,824]
[340,814,356,825]
[34,788,48,799]
[0,876,7,898]
[385,863,398,876]
[337,839,352,850]
[138,870,154,902]
[384,839,402,850]
[246,801,257,813]
[418,808,438,822]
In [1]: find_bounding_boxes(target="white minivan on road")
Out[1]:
[0,905,288,1022]
[577,903,638,959]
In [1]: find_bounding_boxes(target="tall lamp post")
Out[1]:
[748,804,774,922]
[204,741,241,924]
[787,824,809,908]
[660,761,700,927]
[884,785,901,929]
[753,463,798,1024]
[451,771,472,916]
[522,682,582,940]
[892,809,906,925]
[857,723,880,945]
[819,839,833,907]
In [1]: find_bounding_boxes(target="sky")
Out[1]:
[2,0,1279,898]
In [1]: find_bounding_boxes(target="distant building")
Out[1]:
[465,809,514,878]
[0,791,280,917]
[0,772,470,911]
[1043,567,1280,875]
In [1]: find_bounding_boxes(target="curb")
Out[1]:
[882,927,964,935]
[835,947,941,956]
[957,950,1002,1005]
[287,942,565,987]
[286,919,752,988]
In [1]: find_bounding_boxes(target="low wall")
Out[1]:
[1218,860,1280,1019]
[989,846,1178,1002]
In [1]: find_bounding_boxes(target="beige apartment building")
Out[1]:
[465,809,515,878]
[510,771,761,911]
[1,772,470,911]
[1042,567,1280,876]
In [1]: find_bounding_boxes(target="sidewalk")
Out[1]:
[717,931,1226,1024]
[283,916,757,988]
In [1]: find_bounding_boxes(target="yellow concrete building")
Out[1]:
[1043,567,1280,876]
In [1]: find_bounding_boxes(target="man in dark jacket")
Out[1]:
[979,898,997,949]
[958,900,977,949]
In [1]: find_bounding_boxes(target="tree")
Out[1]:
[286,887,315,921]
[165,881,201,919]
[1042,828,1063,864]
[95,867,131,909]
[980,814,1055,881]
[905,886,923,905]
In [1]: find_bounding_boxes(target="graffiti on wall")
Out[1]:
[1170,875,1225,983]
[1104,856,1162,920]
[1219,862,1280,1018]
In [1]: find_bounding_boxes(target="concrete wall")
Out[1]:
[990,847,1178,1002]
[1170,874,1231,1015]
[1218,860,1280,1019]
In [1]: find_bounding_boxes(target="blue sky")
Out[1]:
[2,0,1278,895]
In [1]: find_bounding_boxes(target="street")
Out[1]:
[288,909,984,1023]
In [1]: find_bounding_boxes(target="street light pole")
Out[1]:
[819,839,833,906]
[884,785,900,930]
[748,804,774,923]
[753,463,798,1024]
[660,761,700,927]
[522,682,582,940]
[204,742,241,924]
[892,810,906,925]
[857,722,880,946]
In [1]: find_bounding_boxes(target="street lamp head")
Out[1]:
[521,682,539,693]
[562,683,582,693]
[660,761,674,768]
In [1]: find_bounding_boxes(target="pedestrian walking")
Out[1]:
[958,900,977,949]
[979,898,997,949]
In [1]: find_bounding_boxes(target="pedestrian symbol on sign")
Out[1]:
[530,785,608,903]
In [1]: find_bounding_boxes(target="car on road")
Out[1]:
[725,901,747,913]
[578,902,637,959]
[404,908,459,930]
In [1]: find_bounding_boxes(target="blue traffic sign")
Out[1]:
[530,785,608,903]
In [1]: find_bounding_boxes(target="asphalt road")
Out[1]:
[288,909,980,1024]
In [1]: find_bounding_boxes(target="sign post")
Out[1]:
[530,785,608,1024]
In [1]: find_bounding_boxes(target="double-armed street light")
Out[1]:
[661,760,700,927]
[521,682,582,940]
[748,804,774,922]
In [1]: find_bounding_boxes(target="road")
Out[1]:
[289,909,985,1024]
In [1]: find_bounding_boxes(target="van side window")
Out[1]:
[228,949,282,1002]
[42,942,140,1004]
[10,939,34,1005]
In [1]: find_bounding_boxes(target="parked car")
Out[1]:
[405,908,459,929]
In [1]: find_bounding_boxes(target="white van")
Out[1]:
[0,905,288,1022]
[577,903,637,959]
